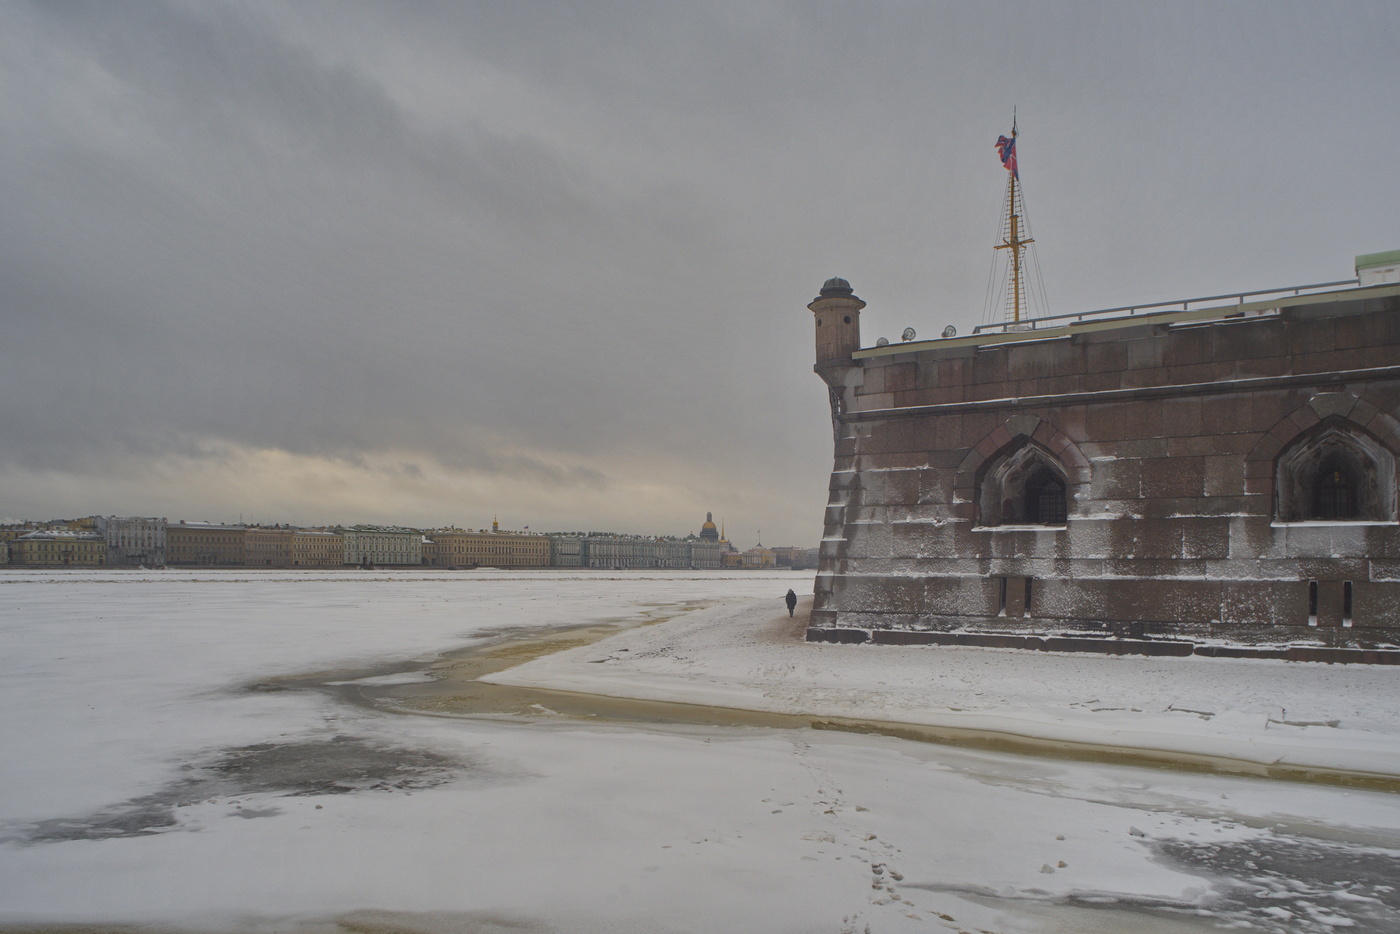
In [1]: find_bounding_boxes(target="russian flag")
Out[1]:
[995,134,1018,178]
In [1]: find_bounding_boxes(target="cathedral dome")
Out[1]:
[700,511,719,542]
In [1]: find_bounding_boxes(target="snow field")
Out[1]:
[484,595,1400,781]
[2,568,1398,934]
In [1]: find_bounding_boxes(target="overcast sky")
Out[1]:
[2,1,1396,546]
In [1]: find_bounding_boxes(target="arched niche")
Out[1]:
[1275,419,1397,523]
[977,441,1070,527]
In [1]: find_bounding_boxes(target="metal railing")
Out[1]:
[971,279,1360,335]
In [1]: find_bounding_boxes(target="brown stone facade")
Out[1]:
[167,522,247,566]
[808,279,1400,655]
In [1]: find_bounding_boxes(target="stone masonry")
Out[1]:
[807,276,1400,660]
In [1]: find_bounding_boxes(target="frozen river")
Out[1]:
[2,569,1398,934]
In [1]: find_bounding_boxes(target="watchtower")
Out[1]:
[808,277,864,365]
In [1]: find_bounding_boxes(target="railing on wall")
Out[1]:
[971,279,1360,336]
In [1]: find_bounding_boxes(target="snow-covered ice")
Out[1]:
[2,568,1398,934]
[486,597,1400,781]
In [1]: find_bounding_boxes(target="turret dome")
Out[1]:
[820,277,853,297]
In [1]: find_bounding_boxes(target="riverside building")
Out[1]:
[339,525,423,567]
[167,521,246,566]
[8,529,107,566]
[545,529,721,569]
[91,516,166,566]
[291,529,345,567]
[244,527,294,567]
[424,522,550,568]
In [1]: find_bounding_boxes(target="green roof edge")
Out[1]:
[1355,249,1400,269]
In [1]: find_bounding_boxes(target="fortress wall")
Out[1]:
[810,288,1400,648]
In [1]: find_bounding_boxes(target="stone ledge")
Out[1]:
[805,627,869,644]
[1191,644,1291,660]
[806,627,1400,663]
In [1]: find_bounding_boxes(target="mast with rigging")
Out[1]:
[991,115,1043,327]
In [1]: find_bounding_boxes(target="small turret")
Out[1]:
[808,277,864,365]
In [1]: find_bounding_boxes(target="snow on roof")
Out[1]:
[15,529,103,541]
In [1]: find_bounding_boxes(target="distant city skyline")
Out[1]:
[2,513,817,570]
[3,2,1396,547]
[1,510,793,553]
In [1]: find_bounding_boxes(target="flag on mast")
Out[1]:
[994,133,1018,178]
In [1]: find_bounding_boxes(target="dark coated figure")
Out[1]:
[785,588,798,617]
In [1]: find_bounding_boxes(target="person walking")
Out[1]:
[784,588,798,617]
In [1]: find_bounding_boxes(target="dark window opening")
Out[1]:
[1308,580,1318,626]
[1024,468,1067,525]
[1313,455,1359,520]
[1343,580,1354,627]
[842,315,851,324]
[978,440,1071,528]
[998,577,1008,617]
[1023,577,1033,618]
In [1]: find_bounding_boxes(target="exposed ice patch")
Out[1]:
[326,671,438,687]
[8,735,465,844]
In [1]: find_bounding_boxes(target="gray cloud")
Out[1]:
[2,1,1397,543]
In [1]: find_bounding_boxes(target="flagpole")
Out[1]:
[1011,116,1020,324]
[994,115,1033,327]
[1010,172,1022,323]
